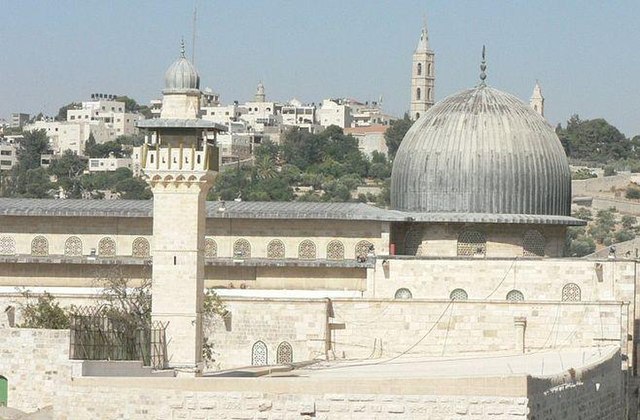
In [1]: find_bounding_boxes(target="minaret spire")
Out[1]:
[416,15,430,52]
[180,38,186,58]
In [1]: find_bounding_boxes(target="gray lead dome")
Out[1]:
[391,86,571,217]
[164,56,200,90]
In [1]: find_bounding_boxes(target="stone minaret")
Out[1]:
[410,19,435,120]
[136,42,225,376]
[254,81,266,102]
[530,81,545,117]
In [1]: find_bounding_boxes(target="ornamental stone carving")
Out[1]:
[31,236,49,257]
[0,236,16,256]
[267,240,285,259]
[64,236,82,257]
[233,239,251,258]
[298,240,316,259]
[355,240,374,259]
[98,237,116,257]
[132,237,150,258]
[204,238,217,258]
[326,240,344,260]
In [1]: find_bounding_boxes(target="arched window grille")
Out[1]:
[523,229,546,257]
[394,288,413,299]
[64,236,82,257]
[0,236,16,256]
[251,340,268,366]
[506,290,525,301]
[326,240,344,260]
[204,238,217,258]
[267,239,285,259]
[298,240,317,259]
[233,239,251,258]
[562,283,581,302]
[276,341,293,364]
[457,230,486,257]
[31,236,49,257]
[132,237,150,258]
[98,237,116,257]
[355,240,374,259]
[404,226,424,256]
[449,288,468,301]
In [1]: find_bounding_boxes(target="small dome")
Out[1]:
[391,85,571,217]
[164,47,200,90]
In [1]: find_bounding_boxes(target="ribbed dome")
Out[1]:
[164,55,200,90]
[391,85,571,217]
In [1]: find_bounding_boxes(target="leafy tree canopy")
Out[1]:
[384,114,413,159]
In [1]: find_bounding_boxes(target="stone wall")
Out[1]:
[208,297,629,369]
[0,328,76,412]
[572,174,630,197]
[527,349,625,419]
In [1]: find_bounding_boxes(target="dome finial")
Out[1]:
[479,45,487,87]
[180,38,186,58]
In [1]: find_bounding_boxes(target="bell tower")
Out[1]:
[530,81,545,117]
[136,42,226,375]
[410,18,435,120]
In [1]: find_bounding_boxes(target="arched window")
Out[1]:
[417,62,422,75]
[0,375,6,407]
[449,288,468,301]
[394,288,413,299]
[267,239,285,259]
[457,230,486,257]
[98,237,116,257]
[251,340,268,366]
[204,238,217,258]
[506,290,524,301]
[355,240,374,259]
[416,87,421,100]
[523,230,546,257]
[298,240,316,259]
[0,236,16,256]
[64,236,82,257]
[31,236,48,257]
[276,341,293,364]
[562,283,581,302]
[132,237,150,258]
[427,63,432,75]
[233,239,251,258]
[326,240,344,260]
[427,87,432,101]
[404,226,424,256]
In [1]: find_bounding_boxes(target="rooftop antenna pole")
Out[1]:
[191,0,198,64]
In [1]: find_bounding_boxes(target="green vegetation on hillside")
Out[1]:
[566,208,637,256]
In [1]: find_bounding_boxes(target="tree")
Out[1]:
[114,177,152,200]
[384,114,413,159]
[622,215,637,229]
[556,115,630,163]
[49,150,88,198]
[572,208,593,221]
[56,102,81,121]
[626,186,640,200]
[603,165,617,176]
[18,291,70,329]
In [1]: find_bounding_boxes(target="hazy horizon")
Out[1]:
[1,0,638,137]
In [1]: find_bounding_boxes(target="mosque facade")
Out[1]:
[0,27,636,419]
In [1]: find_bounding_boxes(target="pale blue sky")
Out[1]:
[1,1,639,136]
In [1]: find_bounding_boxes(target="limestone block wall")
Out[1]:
[372,258,635,304]
[0,328,76,412]
[207,298,327,369]
[527,349,624,419]
[206,298,628,370]
[391,222,566,258]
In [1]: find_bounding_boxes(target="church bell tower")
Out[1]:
[530,81,545,117]
[136,42,226,375]
[410,19,435,120]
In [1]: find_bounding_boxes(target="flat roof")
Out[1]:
[0,198,585,225]
[136,118,227,131]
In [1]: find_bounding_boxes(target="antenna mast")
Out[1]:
[191,1,198,64]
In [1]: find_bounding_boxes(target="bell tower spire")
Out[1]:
[410,17,435,120]
[530,80,545,117]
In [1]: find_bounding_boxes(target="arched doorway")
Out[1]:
[0,375,7,407]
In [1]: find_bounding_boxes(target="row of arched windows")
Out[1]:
[204,237,374,261]
[251,340,293,366]
[416,62,432,76]
[457,229,546,257]
[393,283,582,302]
[0,235,150,258]
[415,87,432,101]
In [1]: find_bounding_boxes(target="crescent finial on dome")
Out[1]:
[479,45,487,87]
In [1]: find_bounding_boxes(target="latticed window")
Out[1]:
[251,340,268,366]
[394,288,413,299]
[233,239,251,258]
[267,239,285,259]
[449,288,468,301]
[523,230,546,257]
[506,290,524,301]
[276,341,293,364]
[204,238,217,258]
[298,240,316,259]
[562,283,581,302]
[0,236,16,256]
[98,237,116,257]
[355,240,374,259]
[31,236,49,257]
[404,226,424,256]
[457,230,486,256]
[326,240,344,260]
[132,237,150,258]
[64,236,82,256]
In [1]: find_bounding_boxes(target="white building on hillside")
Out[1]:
[318,98,352,128]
